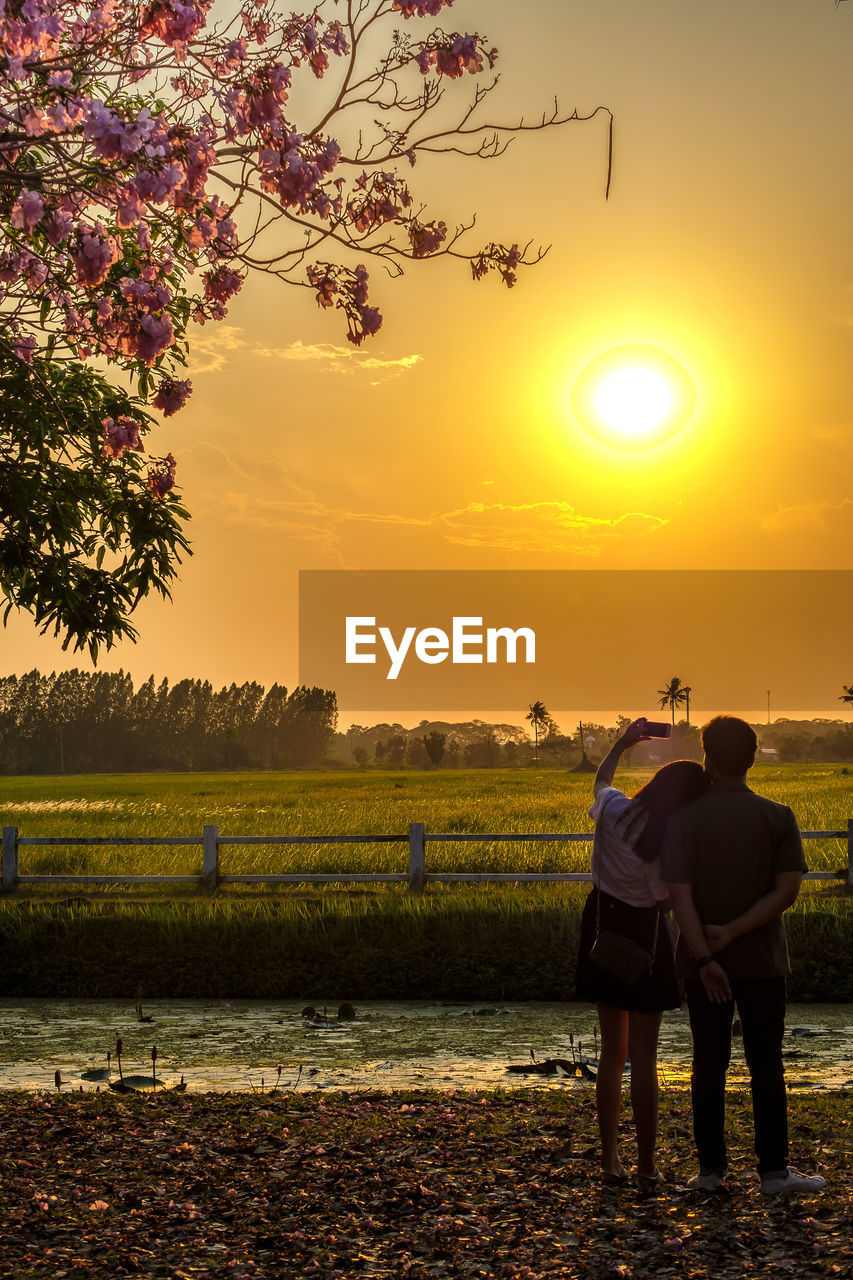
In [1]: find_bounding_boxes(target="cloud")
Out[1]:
[759,498,853,534]
[217,492,667,560]
[187,326,247,374]
[256,340,422,380]
[435,501,668,554]
[188,327,421,380]
[181,440,257,482]
[811,424,853,446]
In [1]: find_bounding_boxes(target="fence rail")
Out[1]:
[3,821,852,893]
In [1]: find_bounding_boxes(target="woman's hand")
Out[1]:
[618,717,653,750]
[705,922,734,954]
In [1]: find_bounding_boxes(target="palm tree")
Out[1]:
[658,676,688,727]
[840,684,853,719]
[682,685,692,728]
[526,700,552,763]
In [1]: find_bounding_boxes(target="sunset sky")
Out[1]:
[4,0,853,728]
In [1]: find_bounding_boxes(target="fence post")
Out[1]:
[408,822,425,892]
[2,827,18,892]
[848,818,853,893]
[202,825,219,893]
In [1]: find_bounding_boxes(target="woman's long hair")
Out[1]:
[625,759,708,863]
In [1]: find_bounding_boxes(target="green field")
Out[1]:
[0,764,850,882]
[1,766,851,1000]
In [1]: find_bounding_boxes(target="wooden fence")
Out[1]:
[2,822,852,892]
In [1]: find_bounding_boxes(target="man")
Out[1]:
[661,715,825,1196]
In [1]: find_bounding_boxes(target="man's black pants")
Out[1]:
[684,975,788,1176]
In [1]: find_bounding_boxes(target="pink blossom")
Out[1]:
[153,375,192,416]
[221,37,248,70]
[74,225,120,287]
[324,22,349,57]
[408,219,446,258]
[139,0,212,47]
[116,185,145,228]
[10,189,45,235]
[147,453,177,498]
[23,110,49,136]
[45,99,86,132]
[44,210,73,246]
[356,305,382,339]
[307,265,336,308]
[352,265,369,307]
[119,276,171,310]
[0,252,23,284]
[203,265,243,304]
[414,47,434,74]
[393,0,453,16]
[309,48,329,78]
[83,102,156,161]
[21,252,48,290]
[102,415,144,459]
[137,312,174,363]
[13,335,36,364]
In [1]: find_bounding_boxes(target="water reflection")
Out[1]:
[0,999,850,1093]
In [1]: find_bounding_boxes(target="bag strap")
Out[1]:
[593,792,661,966]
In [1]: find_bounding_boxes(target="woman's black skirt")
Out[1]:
[575,886,680,1013]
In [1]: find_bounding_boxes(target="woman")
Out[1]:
[575,717,708,1188]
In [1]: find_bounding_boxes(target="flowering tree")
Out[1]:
[0,354,190,657]
[1,0,610,650]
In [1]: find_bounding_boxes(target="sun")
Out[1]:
[571,345,697,451]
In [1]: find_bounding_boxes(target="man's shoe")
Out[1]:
[760,1168,826,1196]
[687,1170,726,1192]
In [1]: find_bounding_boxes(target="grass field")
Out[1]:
[0,763,850,882]
[1,766,850,1000]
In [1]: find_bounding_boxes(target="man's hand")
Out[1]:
[700,959,732,1003]
[705,922,734,954]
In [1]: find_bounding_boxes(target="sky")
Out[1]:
[4,0,853,729]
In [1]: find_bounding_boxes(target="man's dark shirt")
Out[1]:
[660,780,807,979]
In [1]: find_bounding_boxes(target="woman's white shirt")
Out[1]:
[588,786,667,908]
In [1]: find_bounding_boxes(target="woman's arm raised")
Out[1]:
[593,718,653,797]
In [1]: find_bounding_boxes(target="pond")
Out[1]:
[1,999,851,1093]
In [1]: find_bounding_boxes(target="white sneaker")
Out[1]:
[760,1168,826,1196]
[687,1170,726,1192]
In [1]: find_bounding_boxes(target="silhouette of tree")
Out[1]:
[657,676,688,726]
[525,700,557,762]
[682,685,693,727]
[423,731,447,767]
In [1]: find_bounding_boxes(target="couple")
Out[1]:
[575,714,826,1196]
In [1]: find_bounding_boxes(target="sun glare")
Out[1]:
[571,345,696,451]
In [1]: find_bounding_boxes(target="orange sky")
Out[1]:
[4,0,853,727]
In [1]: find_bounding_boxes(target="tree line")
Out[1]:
[0,671,337,774]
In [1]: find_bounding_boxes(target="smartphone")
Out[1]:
[643,721,673,738]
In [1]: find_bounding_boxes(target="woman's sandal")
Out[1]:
[601,1170,631,1187]
[636,1170,665,1192]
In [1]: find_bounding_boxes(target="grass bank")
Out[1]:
[0,1087,849,1279]
[2,887,851,1001]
